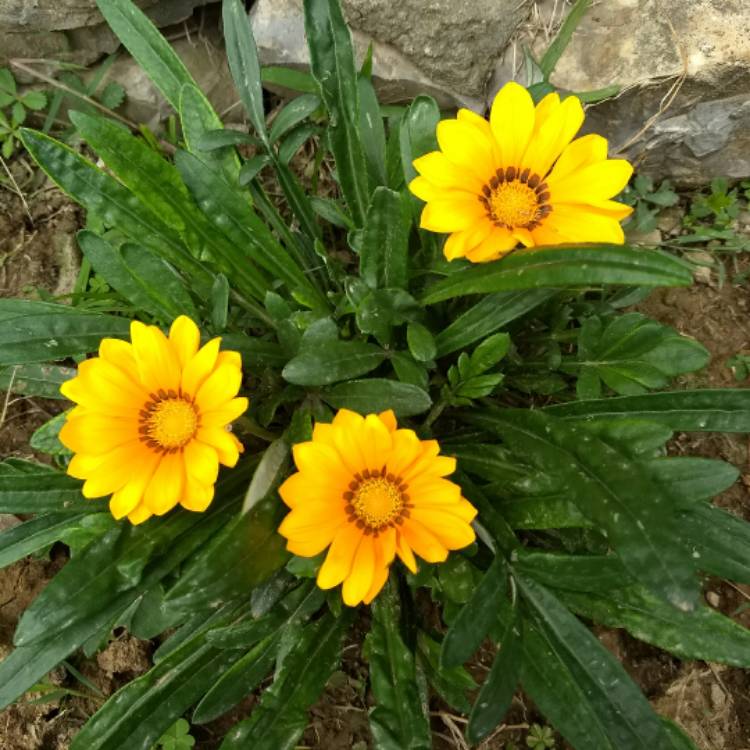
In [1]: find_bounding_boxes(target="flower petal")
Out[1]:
[400,519,448,563]
[522,94,584,177]
[412,150,484,192]
[489,81,535,168]
[169,316,201,368]
[181,337,221,398]
[194,364,242,413]
[317,522,362,589]
[419,196,486,233]
[342,534,376,606]
[436,119,496,183]
[143,452,185,515]
[547,159,633,204]
[464,227,518,263]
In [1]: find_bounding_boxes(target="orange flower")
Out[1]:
[59,316,247,524]
[278,409,477,606]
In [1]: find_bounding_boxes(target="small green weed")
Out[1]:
[0,68,47,158]
[153,719,196,750]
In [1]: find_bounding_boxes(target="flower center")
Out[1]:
[479,166,552,229]
[342,468,413,535]
[139,390,198,452]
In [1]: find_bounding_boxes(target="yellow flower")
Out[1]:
[409,81,634,263]
[59,316,248,524]
[278,409,477,606]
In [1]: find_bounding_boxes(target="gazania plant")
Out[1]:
[1,0,749,747]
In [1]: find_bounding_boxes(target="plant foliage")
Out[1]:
[0,0,748,748]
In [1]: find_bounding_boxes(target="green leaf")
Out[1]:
[514,551,627,594]
[680,504,750,584]
[175,150,324,307]
[539,0,593,78]
[360,187,411,289]
[368,579,431,750]
[261,66,317,94]
[195,585,324,723]
[223,0,268,142]
[282,340,386,386]
[70,603,246,750]
[99,81,126,109]
[0,513,90,568]
[303,0,369,225]
[561,584,750,668]
[20,129,212,292]
[422,246,692,305]
[30,412,70,456]
[467,409,700,611]
[78,231,197,321]
[269,93,321,142]
[21,90,47,110]
[646,456,739,503]
[399,95,439,187]
[566,313,709,395]
[416,633,476,714]
[518,575,672,750]
[0,298,130,365]
[210,273,230,331]
[95,0,196,109]
[164,500,288,614]
[0,363,75,399]
[239,154,271,185]
[545,389,750,433]
[220,611,351,750]
[466,592,521,744]
[441,556,507,669]
[406,322,436,363]
[0,460,93,514]
[358,72,387,187]
[435,289,555,357]
[322,378,431,417]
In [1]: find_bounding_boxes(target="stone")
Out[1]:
[0,0,220,67]
[539,0,750,185]
[250,0,516,110]
[80,24,236,127]
[340,0,528,100]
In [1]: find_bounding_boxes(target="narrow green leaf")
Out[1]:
[0,461,93,514]
[269,93,321,142]
[20,129,212,291]
[399,95,439,187]
[680,504,750,584]
[435,289,555,357]
[0,298,130,365]
[261,65,317,94]
[210,273,230,330]
[466,595,521,744]
[518,575,672,750]
[422,246,692,305]
[358,73,387,187]
[360,187,411,289]
[467,409,700,611]
[0,363,75,399]
[78,231,197,321]
[545,389,750,432]
[441,556,507,669]
[406,322,436,363]
[223,0,268,142]
[282,340,386,386]
[566,313,709,396]
[303,0,369,225]
[322,378,431,417]
[515,550,627,594]
[539,0,592,78]
[561,584,750,667]
[239,154,271,185]
[175,150,324,307]
[368,580,431,750]
[164,499,288,614]
[221,611,351,750]
[69,603,247,750]
[0,514,89,568]
[95,0,196,108]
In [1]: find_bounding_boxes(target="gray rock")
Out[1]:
[0,0,219,67]
[250,0,490,110]
[541,0,750,185]
[341,0,527,99]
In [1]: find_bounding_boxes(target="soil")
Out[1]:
[2,161,750,749]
